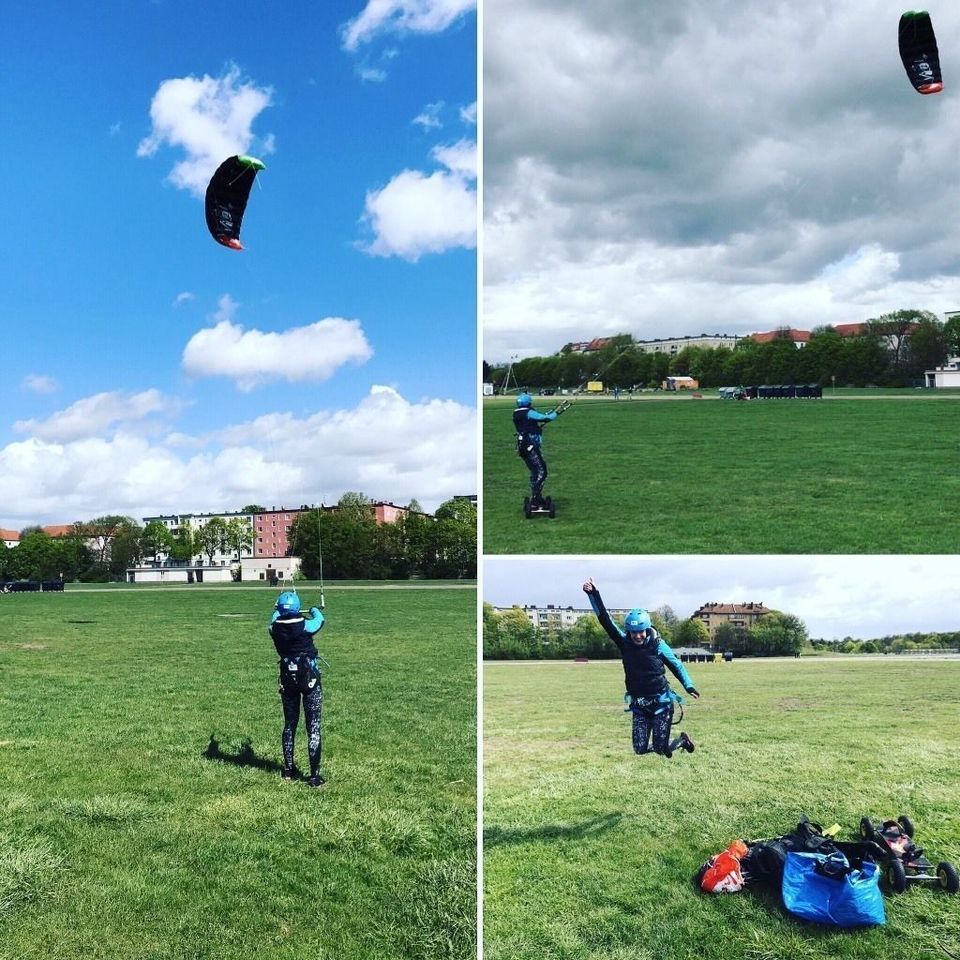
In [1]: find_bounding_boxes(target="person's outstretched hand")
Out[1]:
[582,578,595,593]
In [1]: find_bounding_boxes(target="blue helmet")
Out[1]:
[624,608,651,633]
[516,393,533,408]
[276,591,301,615]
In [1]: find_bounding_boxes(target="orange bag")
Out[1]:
[699,840,749,893]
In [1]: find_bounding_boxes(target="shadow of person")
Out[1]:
[484,812,623,848]
[203,735,283,774]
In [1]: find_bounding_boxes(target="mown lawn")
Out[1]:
[483,656,960,960]
[483,394,960,554]
[0,585,476,960]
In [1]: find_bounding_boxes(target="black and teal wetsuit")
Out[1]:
[586,586,697,757]
[269,607,325,778]
[514,406,558,504]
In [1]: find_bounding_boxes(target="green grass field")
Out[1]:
[0,585,476,960]
[483,394,960,553]
[483,656,960,960]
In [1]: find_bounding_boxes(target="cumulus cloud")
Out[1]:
[0,386,475,525]
[342,0,476,51]
[137,65,273,196]
[413,100,445,130]
[361,138,477,260]
[181,295,373,391]
[13,389,181,443]
[459,101,477,126]
[21,374,58,395]
[483,0,960,359]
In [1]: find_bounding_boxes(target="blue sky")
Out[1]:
[0,0,476,526]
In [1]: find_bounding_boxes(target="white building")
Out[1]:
[242,556,302,583]
[142,511,255,568]
[635,334,741,355]
[925,357,960,388]
[495,604,630,631]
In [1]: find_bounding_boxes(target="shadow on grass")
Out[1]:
[203,735,283,774]
[485,813,622,847]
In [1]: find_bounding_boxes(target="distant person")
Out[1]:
[269,591,326,787]
[513,392,566,509]
[582,578,700,758]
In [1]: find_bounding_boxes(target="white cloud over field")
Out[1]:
[483,0,960,360]
[0,385,474,525]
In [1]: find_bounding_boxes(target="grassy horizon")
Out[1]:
[483,394,960,553]
[0,587,476,960]
[483,657,960,960]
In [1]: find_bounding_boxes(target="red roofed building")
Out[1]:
[42,525,76,538]
[692,601,771,642]
[1,529,20,548]
[749,328,811,347]
[563,337,616,353]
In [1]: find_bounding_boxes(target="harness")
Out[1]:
[280,654,322,692]
[623,689,684,722]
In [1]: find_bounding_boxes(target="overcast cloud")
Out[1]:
[484,556,960,641]
[484,0,960,360]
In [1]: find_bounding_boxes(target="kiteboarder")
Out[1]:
[269,591,326,786]
[513,393,567,512]
[582,578,700,758]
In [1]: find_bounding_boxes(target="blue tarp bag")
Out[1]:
[781,852,885,927]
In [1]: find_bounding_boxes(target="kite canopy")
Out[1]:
[204,155,266,250]
[899,11,943,94]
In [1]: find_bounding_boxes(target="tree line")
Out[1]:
[483,604,809,659]
[0,494,476,583]
[485,310,960,391]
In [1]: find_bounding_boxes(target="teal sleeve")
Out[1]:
[658,639,695,690]
[304,608,325,635]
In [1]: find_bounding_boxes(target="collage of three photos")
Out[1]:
[1,2,958,959]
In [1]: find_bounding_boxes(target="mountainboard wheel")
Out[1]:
[885,859,907,894]
[523,496,532,519]
[859,817,875,841]
[897,815,915,839]
[937,861,960,893]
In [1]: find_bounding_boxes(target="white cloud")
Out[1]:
[341,0,476,51]
[459,101,477,126]
[413,100,445,130]
[13,389,181,443]
[181,307,373,391]
[0,386,475,525]
[358,66,388,83]
[21,374,58,395]
[361,139,477,260]
[173,291,195,307]
[137,65,273,197]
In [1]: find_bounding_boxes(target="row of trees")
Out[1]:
[483,604,809,659]
[810,631,960,655]
[289,496,476,580]
[485,311,960,391]
[0,495,477,583]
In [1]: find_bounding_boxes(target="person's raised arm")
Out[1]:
[582,579,625,651]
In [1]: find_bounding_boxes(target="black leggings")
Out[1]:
[519,443,548,501]
[279,661,323,776]
[632,705,686,757]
